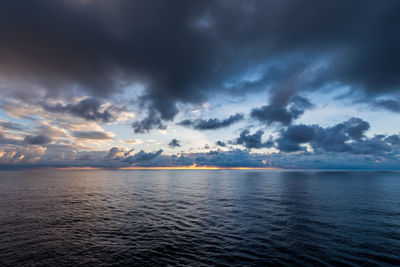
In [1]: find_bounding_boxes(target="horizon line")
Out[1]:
[48,165,282,171]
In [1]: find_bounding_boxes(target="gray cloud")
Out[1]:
[106,147,134,160]
[43,98,125,123]
[77,154,94,161]
[24,134,52,145]
[132,110,166,133]
[0,134,22,145]
[168,139,181,148]
[216,141,226,147]
[0,121,24,131]
[372,99,400,113]
[251,96,313,125]
[386,134,400,145]
[275,118,399,157]
[179,113,244,130]
[122,149,163,163]
[235,130,274,150]
[72,131,113,140]
[106,147,124,160]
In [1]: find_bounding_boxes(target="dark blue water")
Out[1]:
[0,170,399,266]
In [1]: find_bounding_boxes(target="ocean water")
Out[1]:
[0,170,399,266]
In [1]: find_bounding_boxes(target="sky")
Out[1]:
[0,0,400,169]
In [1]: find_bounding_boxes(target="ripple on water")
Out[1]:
[0,170,400,266]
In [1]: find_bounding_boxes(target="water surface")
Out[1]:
[0,170,399,266]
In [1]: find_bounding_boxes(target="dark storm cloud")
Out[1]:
[372,99,400,112]
[43,98,124,123]
[24,134,51,145]
[235,130,274,150]
[179,113,244,131]
[251,96,313,125]
[1,0,399,130]
[168,139,181,148]
[72,131,113,140]
[275,117,399,156]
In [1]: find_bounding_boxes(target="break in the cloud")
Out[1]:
[0,1,399,169]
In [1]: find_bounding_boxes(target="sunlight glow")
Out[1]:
[50,163,281,171]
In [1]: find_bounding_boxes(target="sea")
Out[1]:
[0,170,399,266]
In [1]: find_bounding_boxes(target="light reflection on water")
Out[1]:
[0,170,399,266]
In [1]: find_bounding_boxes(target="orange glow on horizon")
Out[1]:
[49,163,281,171]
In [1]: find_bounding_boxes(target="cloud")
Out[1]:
[192,149,267,167]
[72,131,114,140]
[0,133,22,145]
[0,121,25,131]
[251,96,313,125]
[31,125,71,145]
[372,99,400,112]
[0,1,399,170]
[216,141,226,147]
[77,154,94,161]
[276,125,315,152]
[42,98,126,123]
[132,110,166,133]
[386,134,400,145]
[1,1,398,130]
[106,147,124,160]
[0,146,46,164]
[235,130,274,150]
[178,113,244,130]
[275,117,400,156]
[1,131,399,169]
[24,134,52,145]
[106,147,134,160]
[168,139,181,148]
[122,149,163,163]
[124,139,143,145]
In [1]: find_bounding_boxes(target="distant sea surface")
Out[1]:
[0,170,399,266]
